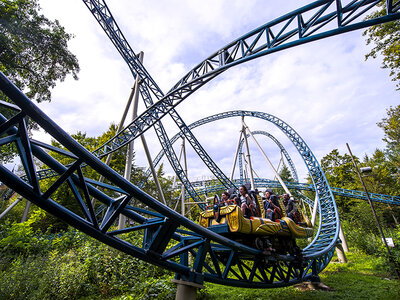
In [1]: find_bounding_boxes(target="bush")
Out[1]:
[342,219,400,277]
[0,215,173,299]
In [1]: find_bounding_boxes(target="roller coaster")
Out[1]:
[1,0,399,291]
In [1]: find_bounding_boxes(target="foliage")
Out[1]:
[0,216,173,299]
[377,105,400,186]
[0,208,51,256]
[200,251,400,299]
[0,0,80,163]
[279,163,293,182]
[0,0,79,103]
[320,149,360,214]
[276,163,293,195]
[364,1,400,90]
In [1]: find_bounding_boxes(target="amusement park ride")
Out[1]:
[1,0,399,296]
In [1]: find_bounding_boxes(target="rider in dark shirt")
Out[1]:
[264,189,281,220]
[282,193,297,220]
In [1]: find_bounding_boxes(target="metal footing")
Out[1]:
[172,279,204,300]
[336,242,347,263]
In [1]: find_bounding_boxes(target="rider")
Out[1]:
[282,193,297,221]
[220,191,230,205]
[264,189,281,220]
[237,185,257,218]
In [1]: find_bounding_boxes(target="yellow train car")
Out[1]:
[199,204,313,239]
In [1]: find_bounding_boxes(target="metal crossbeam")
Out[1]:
[190,178,400,206]
[83,0,235,193]
[0,74,336,285]
[91,0,400,158]
[1,0,399,288]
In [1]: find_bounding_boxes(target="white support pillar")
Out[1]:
[172,279,204,300]
[311,193,319,227]
[181,138,187,216]
[119,52,143,230]
[230,130,244,181]
[0,196,23,220]
[273,151,284,182]
[242,119,291,196]
[339,223,349,252]
[141,135,167,205]
[241,117,255,190]
[21,200,31,222]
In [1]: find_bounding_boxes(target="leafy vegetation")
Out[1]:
[1,212,399,299]
[0,0,79,103]
[0,100,399,297]
[0,211,175,299]
[364,1,400,90]
[0,1,400,297]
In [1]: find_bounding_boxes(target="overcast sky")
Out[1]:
[33,0,399,183]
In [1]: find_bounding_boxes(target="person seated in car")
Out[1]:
[264,189,281,220]
[236,185,258,218]
[282,193,297,221]
[219,191,230,205]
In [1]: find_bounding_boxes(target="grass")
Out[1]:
[196,251,400,300]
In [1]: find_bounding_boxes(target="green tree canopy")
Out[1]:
[278,163,293,182]
[364,2,400,90]
[378,105,400,174]
[0,0,80,163]
[0,0,80,103]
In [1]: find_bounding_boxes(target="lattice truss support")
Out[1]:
[1,0,399,288]
[32,108,400,206]
[85,0,399,160]
[1,73,337,287]
[83,0,235,205]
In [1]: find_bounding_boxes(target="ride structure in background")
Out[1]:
[0,0,399,289]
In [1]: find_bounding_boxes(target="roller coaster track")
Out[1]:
[88,0,399,159]
[190,179,400,206]
[237,131,299,183]
[0,0,399,288]
[139,110,399,206]
[82,0,236,196]
[0,76,337,286]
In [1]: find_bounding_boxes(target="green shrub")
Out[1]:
[0,217,173,299]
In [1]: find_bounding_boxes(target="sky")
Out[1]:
[32,0,399,183]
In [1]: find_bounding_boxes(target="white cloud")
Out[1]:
[32,0,399,184]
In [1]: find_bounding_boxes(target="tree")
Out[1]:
[363,2,400,90]
[378,105,400,174]
[321,149,358,189]
[0,0,80,163]
[0,0,80,103]
[320,149,360,213]
[278,163,293,182]
[276,163,293,196]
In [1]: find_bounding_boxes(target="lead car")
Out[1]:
[199,189,314,258]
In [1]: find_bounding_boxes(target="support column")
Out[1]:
[21,200,31,222]
[181,138,187,216]
[118,52,144,230]
[0,196,22,220]
[172,279,204,300]
[336,242,347,263]
[241,117,255,190]
[311,193,319,226]
[339,223,349,252]
[141,135,166,204]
